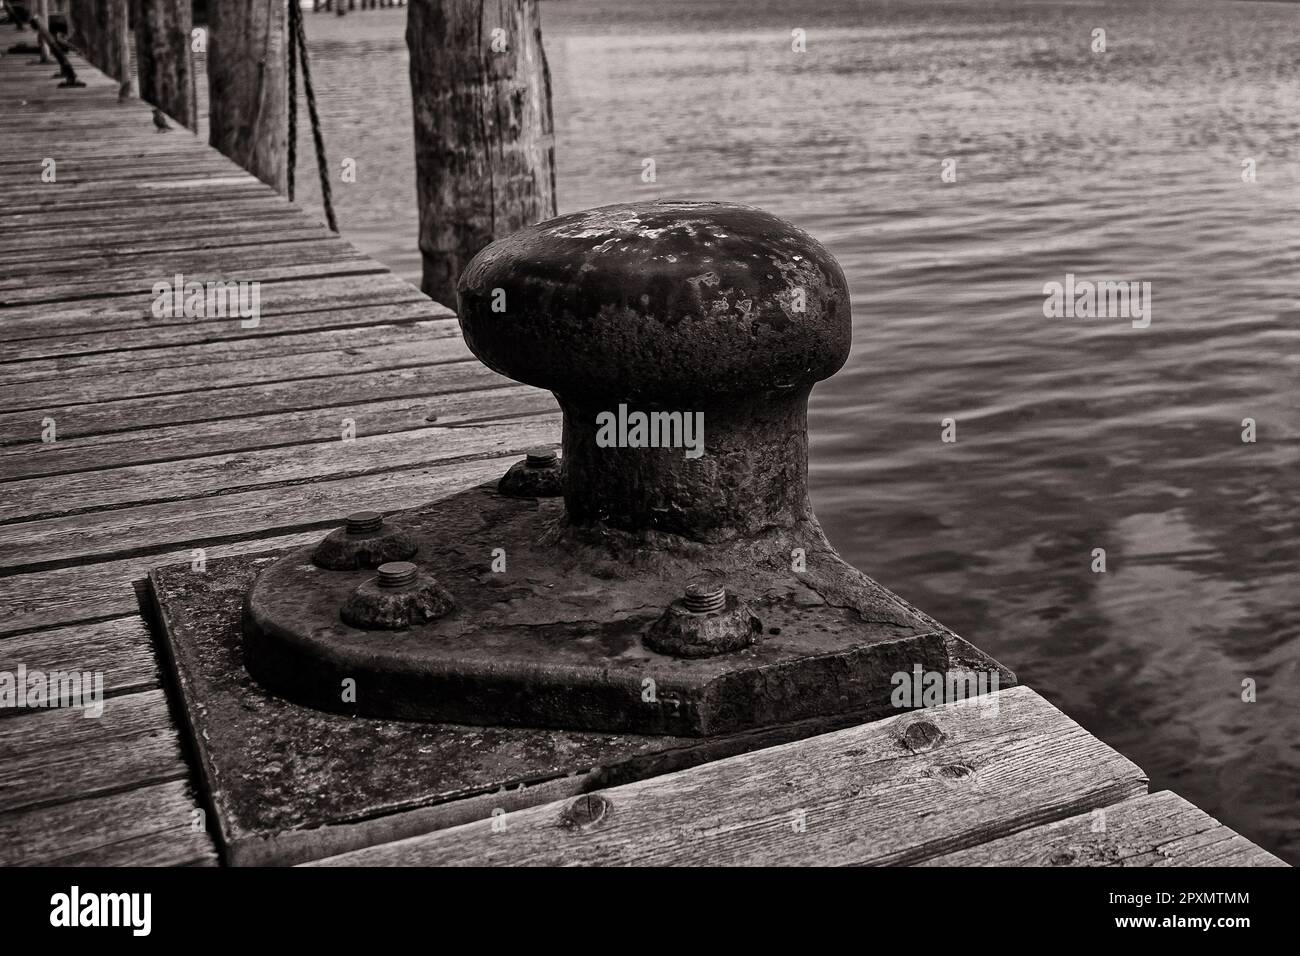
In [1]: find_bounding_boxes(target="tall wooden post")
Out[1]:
[37,0,51,63]
[113,0,129,97]
[131,0,193,128]
[67,0,130,93]
[207,0,288,193]
[407,0,557,308]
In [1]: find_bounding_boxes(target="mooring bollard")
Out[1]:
[457,200,850,539]
[241,200,1011,737]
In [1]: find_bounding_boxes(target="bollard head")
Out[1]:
[456,200,851,404]
[458,201,853,538]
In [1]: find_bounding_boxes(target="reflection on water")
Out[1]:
[270,0,1298,861]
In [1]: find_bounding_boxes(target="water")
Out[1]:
[277,0,1299,861]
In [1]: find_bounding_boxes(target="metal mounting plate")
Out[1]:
[243,484,1010,736]
[149,553,978,865]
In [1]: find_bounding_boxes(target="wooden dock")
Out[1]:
[0,49,1285,868]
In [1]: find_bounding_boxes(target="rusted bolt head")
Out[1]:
[341,564,454,631]
[498,448,562,498]
[313,512,417,570]
[646,587,761,659]
[377,561,418,588]
[525,447,558,468]
[683,579,726,614]
[346,510,383,534]
[456,201,853,539]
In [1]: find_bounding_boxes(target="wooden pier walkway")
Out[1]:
[0,49,1284,867]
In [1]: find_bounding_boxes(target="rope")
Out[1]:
[287,0,338,232]
[287,4,298,201]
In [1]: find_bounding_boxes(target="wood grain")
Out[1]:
[0,689,189,814]
[309,686,1149,866]
[0,616,159,702]
[0,779,217,866]
[919,791,1287,867]
[0,47,550,866]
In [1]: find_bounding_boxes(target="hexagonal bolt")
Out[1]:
[458,200,851,541]
[313,511,417,571]
[645,580,761,659]
[341,562,454,631]
[498,446,562,498]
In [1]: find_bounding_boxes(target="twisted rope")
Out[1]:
[287,0,337,232]
[287,2,298,200]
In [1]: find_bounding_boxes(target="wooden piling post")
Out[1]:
[131,0,194,129]
[36,0,51,62]
[207,0,288,193]
[406,0,557,308]
[67,0,130,94]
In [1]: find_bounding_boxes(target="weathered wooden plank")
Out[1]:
[0,250,380,305]
[0,616,159,705]
[0,194,294,227]
[0,178,271,213]
[0,151,241,173]
[0,299,443,362]
[0,220,329,261]
[0,448,546,571]
[0,530,326,636]
[0,689,188,814]
[0,449,540,637]
[0,163,262,193]
[0,273,422,333]
[0,208,310,242]
[919,791,1287,867]
[308,686,1149,866]
[0,264,387,307]
[0,357,505,444]
[0,411,559,523]
[0,237,371,284]
[0,337,474,416]
[0,779,218,866]
[0,385,554,478]
[0,318,458,390]
[0,146,234,165]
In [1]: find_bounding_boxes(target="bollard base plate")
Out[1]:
[149,552,986,865]
[240,484,1014,737]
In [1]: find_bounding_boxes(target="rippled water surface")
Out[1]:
[270,0,1299,861]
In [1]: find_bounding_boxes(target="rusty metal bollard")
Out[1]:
[242,200,1012,737]
[458,200,850,540]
